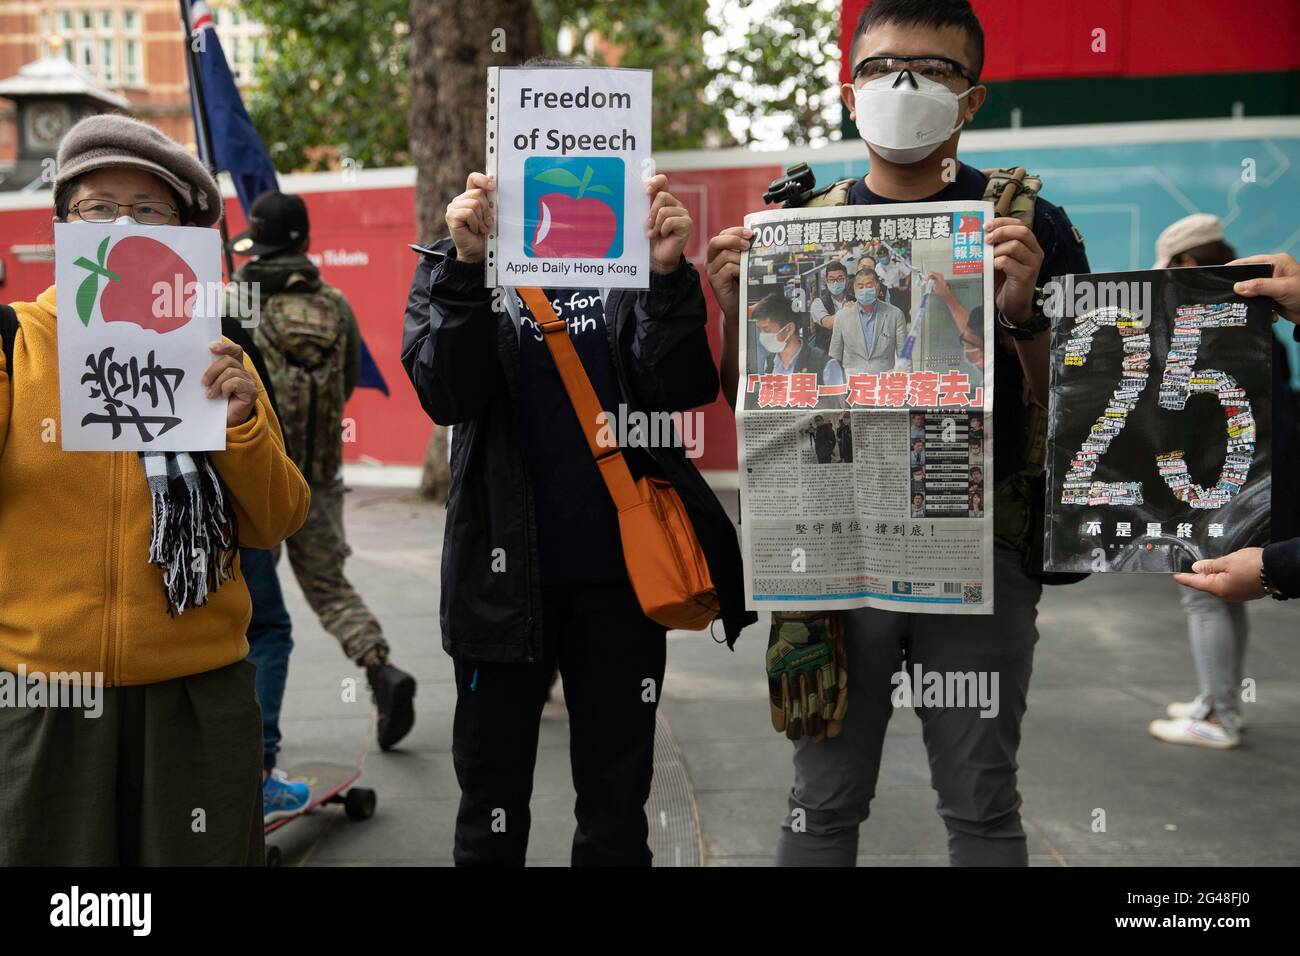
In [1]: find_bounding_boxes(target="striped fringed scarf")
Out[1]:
[140,451,238,615]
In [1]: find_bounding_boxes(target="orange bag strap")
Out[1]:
[516,287,641,511]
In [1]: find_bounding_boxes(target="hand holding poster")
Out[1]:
[737,201,996,614]
[485,66,652,290]
[54,222,227,452]
[1044,265,1273,572]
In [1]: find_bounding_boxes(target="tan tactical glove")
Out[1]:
[766,610,848,741]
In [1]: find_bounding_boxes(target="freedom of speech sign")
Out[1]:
[485,67,653,290]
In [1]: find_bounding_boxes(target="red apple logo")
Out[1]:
[528,161,621,259]
[74,235,197,334]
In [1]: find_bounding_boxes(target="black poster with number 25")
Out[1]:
[1044,265,1273,573]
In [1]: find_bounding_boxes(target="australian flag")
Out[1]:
[184,0,388,395]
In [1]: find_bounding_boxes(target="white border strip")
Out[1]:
[342,463,740,490]
[0,164,422,211]
[342,462,422,488]
[484,65,500,285]
[653,116,1300,171]
[4,116,1298,213]
[274,165,418,194]
[701,469,739,492]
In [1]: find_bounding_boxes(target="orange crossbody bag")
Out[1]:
[517,287,719,631]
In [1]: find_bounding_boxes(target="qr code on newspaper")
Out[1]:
[962,583,983,605]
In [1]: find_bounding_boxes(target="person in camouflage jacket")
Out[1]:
[229,190,416,751]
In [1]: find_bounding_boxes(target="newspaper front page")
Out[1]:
[737,201,996,613]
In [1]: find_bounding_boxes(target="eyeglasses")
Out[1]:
[69,199,180,225]
[851,54,977,88]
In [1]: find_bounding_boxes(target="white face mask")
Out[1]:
[758,325,790,354]
[853,70,974,164]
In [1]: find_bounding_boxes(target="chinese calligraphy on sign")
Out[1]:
[54,223,225,452]
[80,347,186,442]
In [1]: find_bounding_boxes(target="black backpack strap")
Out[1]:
[0,303,18,376]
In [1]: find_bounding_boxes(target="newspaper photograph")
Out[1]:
[737,201,996,613]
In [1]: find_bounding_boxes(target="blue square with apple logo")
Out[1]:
[524,156,624,259]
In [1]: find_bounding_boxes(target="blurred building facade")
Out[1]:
[0,0,263,167]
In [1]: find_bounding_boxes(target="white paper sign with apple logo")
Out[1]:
[53,222,227,452]
[485,66,653,290]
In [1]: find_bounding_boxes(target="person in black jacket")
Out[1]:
[401,169,754,867]
[837,413,853,463]
[811,416,836,463]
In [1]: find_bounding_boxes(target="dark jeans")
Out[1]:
[451,579,666,867]
[241,547,294,771]
[776,543,1041,866]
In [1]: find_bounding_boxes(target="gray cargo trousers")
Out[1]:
[776,543,1042,866]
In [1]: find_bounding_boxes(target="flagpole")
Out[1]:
[179,0,236,280]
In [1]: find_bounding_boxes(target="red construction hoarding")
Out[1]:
[0,158,784,474]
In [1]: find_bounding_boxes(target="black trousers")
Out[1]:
[451,580,667,866]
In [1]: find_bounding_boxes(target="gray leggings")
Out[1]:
[776,544,1041,867]
[1177,583,1248,724]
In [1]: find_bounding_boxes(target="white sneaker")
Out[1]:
[1149,716,1241,750]
[1165,696,1246,729]
[1165,695,1206,719]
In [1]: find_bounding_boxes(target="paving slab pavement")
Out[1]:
[269,486,1300,866]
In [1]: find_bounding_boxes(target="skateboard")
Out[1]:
[264,761,377,867]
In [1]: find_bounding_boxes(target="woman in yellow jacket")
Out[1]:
[0,115,309,865]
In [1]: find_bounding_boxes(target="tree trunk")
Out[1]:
[409,0,543,501]
[418,422,451,500]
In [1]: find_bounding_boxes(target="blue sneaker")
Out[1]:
[263,769,311,823]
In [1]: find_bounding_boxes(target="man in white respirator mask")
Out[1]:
[707,0,1091,867]
[852,52,979,165]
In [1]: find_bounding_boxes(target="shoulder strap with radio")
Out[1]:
[978,168,1085,584]
[804,179,855,208]
[806,166,1042,219]
[515,287,720,631]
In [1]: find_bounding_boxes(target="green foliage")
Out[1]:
[535,0,734,149]
[237,0,840,173]
[239,0,412,172]
[711,0,843,148]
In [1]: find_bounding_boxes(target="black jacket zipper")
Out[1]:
[497,294,541,661]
